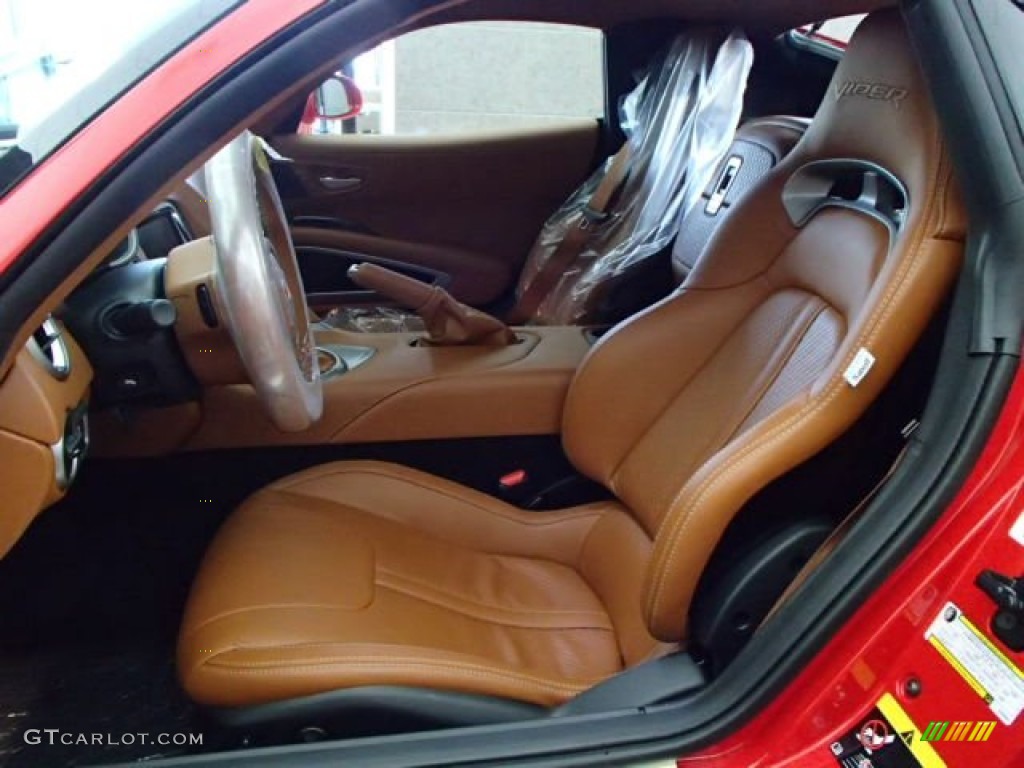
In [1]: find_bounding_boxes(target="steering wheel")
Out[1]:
[203,132,323,432]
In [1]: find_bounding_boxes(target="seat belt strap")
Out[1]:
[509,143,633,324]
[761,433,915,626]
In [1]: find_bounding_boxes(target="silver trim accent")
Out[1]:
[785,28,845,62]
[107,228,141,268]
[319,176,362,192]
[28,317,71,381]
[706,156,743,216]
[152,202,195,242]
[261,141,294,165]
[52,410,89,492]
[316,344,376,380]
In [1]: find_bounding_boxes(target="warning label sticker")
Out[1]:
[830,693,945,768]
[925,602,1024,725]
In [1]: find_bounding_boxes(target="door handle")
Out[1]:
[319,176,363,192]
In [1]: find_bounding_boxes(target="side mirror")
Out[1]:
[313,75,363,121]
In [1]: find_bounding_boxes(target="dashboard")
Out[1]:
[0,194,205,558]
[0,316,92,558]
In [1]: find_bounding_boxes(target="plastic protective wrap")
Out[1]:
[321,306,425,333]
[516,30,754,325]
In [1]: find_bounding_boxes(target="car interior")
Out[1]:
[0,0,988,765]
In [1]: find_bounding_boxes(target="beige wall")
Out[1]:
[392,22,605,135]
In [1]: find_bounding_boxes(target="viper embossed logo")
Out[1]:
[834,80,908,109]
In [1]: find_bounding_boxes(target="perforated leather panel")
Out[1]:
[672,117,809,280]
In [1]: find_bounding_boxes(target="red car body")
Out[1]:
[688,362,1024,766]
[0,2,1021,766]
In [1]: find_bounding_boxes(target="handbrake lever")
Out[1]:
[348,263,516,347]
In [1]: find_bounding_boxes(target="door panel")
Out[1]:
[270,120,600,305]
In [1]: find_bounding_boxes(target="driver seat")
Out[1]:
[179,10,964,718]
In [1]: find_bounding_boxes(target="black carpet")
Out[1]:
[0,643,205,766]
[0,455,238,767]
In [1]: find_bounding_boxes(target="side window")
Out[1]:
[302,22,606,136]
[791,14,867,55]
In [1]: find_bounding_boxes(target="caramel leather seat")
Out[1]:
[179,11,964,713]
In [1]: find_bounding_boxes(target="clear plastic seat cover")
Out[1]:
[516,29,753,325]
[323,29,753,332]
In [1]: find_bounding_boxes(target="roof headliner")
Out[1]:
[414,0,896,34]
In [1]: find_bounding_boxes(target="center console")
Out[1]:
[89,237,591,456]
[181,321,590,450]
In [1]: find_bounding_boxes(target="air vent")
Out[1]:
[28,317,71,380]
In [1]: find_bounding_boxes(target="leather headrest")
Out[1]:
[798,10,939,200]
[686,8,963,291]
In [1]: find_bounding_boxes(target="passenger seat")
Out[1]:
[327,115,808,333]
[571,116,809,326]
[324,30,759,332]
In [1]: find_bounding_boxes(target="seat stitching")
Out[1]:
[648,132,948,624]
[181,603,373,639]
[376,569,613,630]
[266,488,609,562]
[725,299,835,440]
[605,229,820,493]
[203,653,603,695]
[604,296,766,492]
[648,234,944,626]
[273,467,610,528]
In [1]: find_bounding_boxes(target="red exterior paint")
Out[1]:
[297,92,320,135]
[682,356,1024,767]
[0,2,1021,765]
[297,75,363,134]
[0,0,323,278]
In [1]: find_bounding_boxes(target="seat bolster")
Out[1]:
[578,510,676,666]
[264,460,622,564]
[184,642,609,709]
[643,236,964,641]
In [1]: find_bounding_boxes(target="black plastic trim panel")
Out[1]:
[212,687,544,742]
[906,0,1024,355]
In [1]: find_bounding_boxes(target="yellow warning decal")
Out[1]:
[927,635,990,701]
[925,602,1024,724]
[876,693,946,768]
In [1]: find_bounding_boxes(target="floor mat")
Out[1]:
[0,644,213,766]
[0,457,237,767]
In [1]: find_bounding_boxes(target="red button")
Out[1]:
[499,469,529,488]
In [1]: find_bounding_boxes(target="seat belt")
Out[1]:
[508,144,633,324]
[761,424,918,626]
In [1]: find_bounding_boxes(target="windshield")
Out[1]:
[0,0,241,197]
